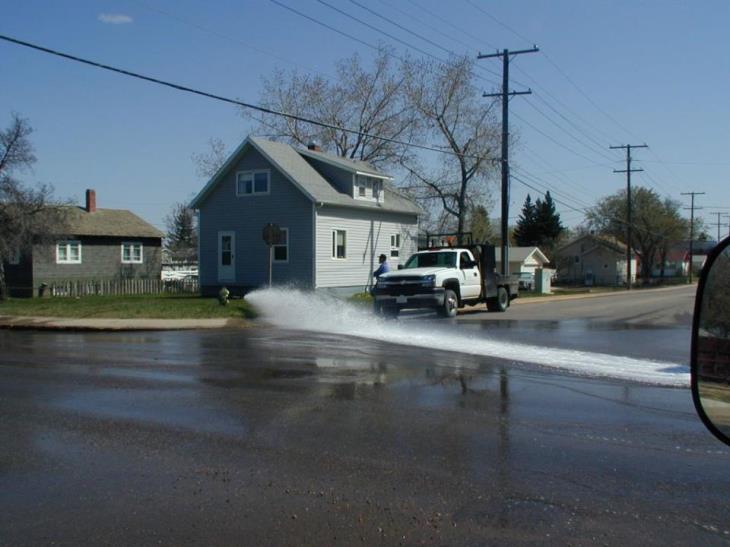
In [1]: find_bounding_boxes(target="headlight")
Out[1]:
[421,275,436,287]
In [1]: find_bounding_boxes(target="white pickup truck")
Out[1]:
[372,244,519,318]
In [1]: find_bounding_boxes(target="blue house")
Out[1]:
[190,136,422,296]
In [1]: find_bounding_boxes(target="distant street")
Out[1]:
[462,284,696,326]
[2,284,729,545]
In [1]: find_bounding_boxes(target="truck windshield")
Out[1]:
[403,251,457,269]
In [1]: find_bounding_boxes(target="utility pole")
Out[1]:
[610,143,648,289]
[479,46,539,276]
[681,191,705,284]
[709,211,729,242]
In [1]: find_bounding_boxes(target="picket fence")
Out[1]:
[47,278,199,297]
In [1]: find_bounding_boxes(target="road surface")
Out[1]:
[2,285,729,545]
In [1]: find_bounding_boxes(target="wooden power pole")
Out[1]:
[479,46,538,276]
[610,143,648,289]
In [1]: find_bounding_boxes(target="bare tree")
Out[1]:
[192,137,228,179]
[247,47,416,168]
[0,114,66,298]
[401,56,500,242]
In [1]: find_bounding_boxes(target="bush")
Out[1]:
[348,292,373,306]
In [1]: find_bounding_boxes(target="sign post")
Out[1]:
[262,223,282,288]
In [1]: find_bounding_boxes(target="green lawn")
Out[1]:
[0,294,257,320]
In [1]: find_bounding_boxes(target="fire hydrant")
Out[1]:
[218,286,230,306]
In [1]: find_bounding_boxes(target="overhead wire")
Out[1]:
[0,33,500,164]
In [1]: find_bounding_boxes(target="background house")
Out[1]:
[495,246,550,276]
[190,136,422,296]
[3,189,163,297]
[555,234,637,286]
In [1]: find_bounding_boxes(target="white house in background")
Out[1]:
[495,246,550,276]
[190,136,422,297]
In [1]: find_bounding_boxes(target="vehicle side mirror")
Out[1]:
[691,236,730,445]
[397,264,404,270]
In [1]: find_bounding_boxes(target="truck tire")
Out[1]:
[486,287,509,312]
[438,289,458,318]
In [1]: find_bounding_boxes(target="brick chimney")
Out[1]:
[85,189,96,213]
[307,140,321,152]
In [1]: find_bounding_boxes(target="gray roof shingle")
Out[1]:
[191,136,422,216]
[57,207,164,238]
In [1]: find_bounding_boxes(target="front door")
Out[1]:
[218,231,235,282]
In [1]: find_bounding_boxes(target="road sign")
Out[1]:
[262,223,282,246]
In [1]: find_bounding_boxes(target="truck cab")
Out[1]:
[372,238,519,318]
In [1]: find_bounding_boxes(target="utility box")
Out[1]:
[535,268,554,294]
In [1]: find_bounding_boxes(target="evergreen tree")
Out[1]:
[164,203,198,262]
[468,204,495,243]
[513,194,538,246]
[534,191,564,246]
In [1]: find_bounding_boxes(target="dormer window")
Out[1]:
[354,175,385,203]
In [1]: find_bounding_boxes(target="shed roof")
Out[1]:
[57,207,164,238]
[495,246,550,264]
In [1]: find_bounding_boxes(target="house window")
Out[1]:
[8,249,21,265]
[273,228,288,263]
[358,183,366,197]
[332,230,346,259]
[121,242,143,264]
[390,234,401,258]
[236,170,270,196]
[56,241,81,264]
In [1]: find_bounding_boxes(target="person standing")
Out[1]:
[373,254,390,280]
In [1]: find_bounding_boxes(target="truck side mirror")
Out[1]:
[397,264,404,270]
[691,236,730,445]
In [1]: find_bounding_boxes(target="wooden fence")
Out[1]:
[47,278,199,297]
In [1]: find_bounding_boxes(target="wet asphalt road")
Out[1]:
[2,288,730,545]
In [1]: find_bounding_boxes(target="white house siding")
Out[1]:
[198,146,314,292]
[315,205,418,289]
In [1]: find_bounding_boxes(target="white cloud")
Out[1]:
[98,13,133,24]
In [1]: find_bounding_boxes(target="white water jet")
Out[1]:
[246,288,689,388]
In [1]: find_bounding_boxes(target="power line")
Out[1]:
[681,191,706,284]
[512,111,614,166]
[348,0,504,82]
[522,97,617,162]
[0,33,499,164]
[611,143,649,290]
[479,46,539,276]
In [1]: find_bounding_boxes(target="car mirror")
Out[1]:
[397,264,404,270]
[691,235,730,445]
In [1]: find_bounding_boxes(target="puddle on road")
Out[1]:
[246,288,690,387]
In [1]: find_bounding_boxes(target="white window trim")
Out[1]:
[390,233,401,258]
[56,241,82,264]
[332,229,347,260]
[121,242,144,264]
[235,169,271,197]
[273,227,289,264]
[353,174,381,203]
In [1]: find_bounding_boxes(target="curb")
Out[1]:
[0,316,247,332]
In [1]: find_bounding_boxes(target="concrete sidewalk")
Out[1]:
[0,315,243,332]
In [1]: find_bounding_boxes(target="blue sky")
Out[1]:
[2,0,729,238]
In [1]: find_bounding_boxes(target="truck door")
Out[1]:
[460,251,481,299]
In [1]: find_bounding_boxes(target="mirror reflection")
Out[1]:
[696,242,730,437]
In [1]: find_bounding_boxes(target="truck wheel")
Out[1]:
[438,289,458,318]
[487,287,509,312]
